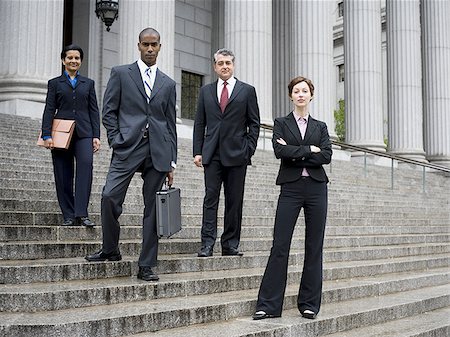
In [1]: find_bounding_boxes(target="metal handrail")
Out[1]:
[260,123,450,192]
[331,140,450,173]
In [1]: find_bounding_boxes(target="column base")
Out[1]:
[427,157,450,168]
[389,150,427,163]
[0,99,44,119]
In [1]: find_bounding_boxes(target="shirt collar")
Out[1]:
[218,76,236,87]
[64,70,79,79]
[137,59,158,77]
[293,112,309,123]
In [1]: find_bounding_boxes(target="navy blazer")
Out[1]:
[41,74,100,139]
[102,62,177,171]
[272,112,332,184]
[193,79,260,166]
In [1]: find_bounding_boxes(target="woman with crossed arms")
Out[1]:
[253,76,332,320]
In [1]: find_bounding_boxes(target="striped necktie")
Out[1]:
[144,68,152,99]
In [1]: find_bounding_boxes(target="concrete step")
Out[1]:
[1,251,448,285]
[324,306,450,337]
[1,262,448,314]
[1,229,449,259]
[2,186,447,215]
[1,193,447,222]
[0,220,450,247]
[1,197,447,222]
[122,285,450,337]
[1,162,446,196]
[1,280,448,337]
[1,210,447,229]
[0,153,428,177]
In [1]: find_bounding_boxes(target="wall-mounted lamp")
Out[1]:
[95,0,119,32]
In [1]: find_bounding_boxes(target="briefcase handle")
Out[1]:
[161,181,176,191]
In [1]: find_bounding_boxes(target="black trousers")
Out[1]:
[101,137,166,267]
[255,177,327,316]
[201,158,247,250]
[51,134,93,221]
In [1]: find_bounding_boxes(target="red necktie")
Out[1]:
[220,81,228,113]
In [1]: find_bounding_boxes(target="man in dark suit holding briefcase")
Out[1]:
[193,48,260,257]
[86,28,177,282]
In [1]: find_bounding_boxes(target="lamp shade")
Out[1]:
[95,0,119,32]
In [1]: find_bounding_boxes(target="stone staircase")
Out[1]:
[0,113,449,337]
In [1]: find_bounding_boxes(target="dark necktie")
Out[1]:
[220,81,228,112]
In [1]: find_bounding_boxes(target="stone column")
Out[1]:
[224,0,272,125]
[344,0,385,151]
[0,0,64,117]
[421,0,450,166]
[386,0,426,161]
[273,0,291,119]
[291,0,336,139]
[88,0,104,106]
[119,0,175,78]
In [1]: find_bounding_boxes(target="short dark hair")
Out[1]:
[288,76,315,98]
[213,48,235,63]
[139,27,160,42]
[61,44,84,61]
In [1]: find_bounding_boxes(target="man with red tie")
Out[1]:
[193,48,260,257]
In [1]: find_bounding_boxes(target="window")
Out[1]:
[338,64,344,82]
[338,2,344,17]
[181,71,203,120]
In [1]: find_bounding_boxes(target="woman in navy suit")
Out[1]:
[40,44,100,227]
[253,76,332,320]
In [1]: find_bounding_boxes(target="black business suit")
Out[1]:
[193,78,260,251]
[255,112,332,317]
[101,62,177,267]
[41,74,100,221]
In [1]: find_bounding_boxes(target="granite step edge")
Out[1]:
[0,282,449,337]
[1,264,449,313]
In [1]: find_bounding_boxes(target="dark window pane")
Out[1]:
[181,71,203,120]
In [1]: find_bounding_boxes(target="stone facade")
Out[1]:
[0,0,449,165]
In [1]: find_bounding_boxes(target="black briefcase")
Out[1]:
[156,187,182,238]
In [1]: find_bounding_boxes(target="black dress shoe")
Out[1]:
[62,219,75,226]
[85,249,122,262]
[76,216,95,227]
[252,311,279,320]
[198,246,213,257]
[137,267,159,281]
[300,309,317,319]
[222,247,243,256]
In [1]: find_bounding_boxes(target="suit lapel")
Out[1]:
[285,112,303,144]
[149,69,165,102]
[303,117,318,143]
[209,81,221,111]
[227,80,243,106]
[58,74,73,89]
[128,62,147,100]
[74,75,86,89]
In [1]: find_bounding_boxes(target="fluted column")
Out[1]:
[224,0,272,125]
[0,0,63,117]
[119,0,175,78]
[273,0,292,119]
[344,0,385,151]
[422,0,450,166]
[291,0,336,139]
[386,0,426,161]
